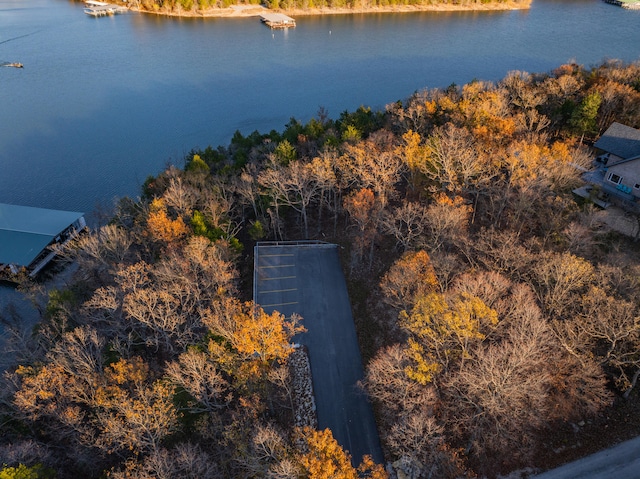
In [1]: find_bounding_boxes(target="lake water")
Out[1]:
[0,0,638,362]
[0,0,639,215]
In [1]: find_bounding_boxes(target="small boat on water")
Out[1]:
[1,62,23,68]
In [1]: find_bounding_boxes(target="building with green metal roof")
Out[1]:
[0,203,86,277]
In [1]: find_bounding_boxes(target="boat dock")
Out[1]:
[260,12,296,29]
[603,0,640,8]
[84,1,128,16]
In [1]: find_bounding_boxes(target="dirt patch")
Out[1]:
[534,392,640,475]
[594,206,640,238]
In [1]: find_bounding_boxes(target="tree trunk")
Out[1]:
[623,368,640,400]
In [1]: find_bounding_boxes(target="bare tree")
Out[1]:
[308,152,338,232]
[235,163,263,221]
[441,291,609,474]
[364,344,437,419]
[258,159,321,238]
[122,286,194,356]
[450,271,514,316]
[553,286,640,397]
[443,332,552,469]
[501,70,550,134]
[471,228,538,283]
[48,326,105,393]
[163,176,198,218]
[531,251,594,319]
[110,443,222,479]
[423,194,471,252]
[339,131,404,209]
[421,124,485,196]
[166,348,230,414]
[381,201,430,252]
[74,224,135,282]
[343,188,383,270]
[386,412,469,479]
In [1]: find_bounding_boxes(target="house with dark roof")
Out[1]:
[0,203,86,278]
[592,122,640,201]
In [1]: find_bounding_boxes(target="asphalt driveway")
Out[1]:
[254,242,384,465]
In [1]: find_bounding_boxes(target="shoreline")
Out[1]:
[129,1,531,19]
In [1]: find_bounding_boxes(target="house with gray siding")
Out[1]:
[593,122,640,201]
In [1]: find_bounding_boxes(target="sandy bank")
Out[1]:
[130,1,531,19]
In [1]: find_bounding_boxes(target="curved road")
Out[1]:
[533,435,640,479]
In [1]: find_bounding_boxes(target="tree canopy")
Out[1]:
[3,58,640,478]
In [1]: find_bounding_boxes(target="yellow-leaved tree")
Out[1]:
[398,129,428,192]
[400,292,498,384]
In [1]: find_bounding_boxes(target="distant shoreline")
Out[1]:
[129,1,531,19]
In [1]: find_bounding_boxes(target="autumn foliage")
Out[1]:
[299,427,387,479]
[3,59,640,478]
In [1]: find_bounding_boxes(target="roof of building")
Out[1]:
[0,203,84,267]
[594,122,640,161]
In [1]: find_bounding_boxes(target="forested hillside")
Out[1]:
[2,60,640,478]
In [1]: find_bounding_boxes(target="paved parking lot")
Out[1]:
[255,248,300,319]
[254,242,384,465]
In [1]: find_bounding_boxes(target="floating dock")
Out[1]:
[84,1,128,16]
[603,0,640,8]
[260,12,296,29]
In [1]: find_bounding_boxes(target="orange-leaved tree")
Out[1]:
[203,298,305,382]
[146,197,190,244]
[380,250,440,312]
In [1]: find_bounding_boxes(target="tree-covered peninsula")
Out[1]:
[2,59,640,478]
[102,0,531,17]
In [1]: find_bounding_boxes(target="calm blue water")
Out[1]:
[0,0,639,215]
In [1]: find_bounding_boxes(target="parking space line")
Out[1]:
[259,288,297,294]
[261,276,296,281]
[259,264,295,268]
[261,301,299,308]
[261,254,295,257]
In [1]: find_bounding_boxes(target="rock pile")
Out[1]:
[289,345,318,429]
[391,456,424,479]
